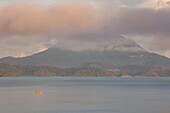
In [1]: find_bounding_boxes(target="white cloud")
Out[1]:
[139,0,170,9]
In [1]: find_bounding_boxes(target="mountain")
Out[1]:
[139,66,170,77]
[1,49,170,68]
[102,36,145,52]
[1,36,170,68]
[1,35,170,77]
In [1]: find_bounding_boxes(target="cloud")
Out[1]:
[103,8,170,36]
[139,0,170,9]
[4,2,170,37]
[163,50,170,57]
[104,7,170,56]
[1,2,170,58]
[0,3,95,35]
[2,1,170,37]
[0,2,98,57]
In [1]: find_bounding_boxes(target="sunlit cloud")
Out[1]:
[0,1,170,58]
[0,3,95,35]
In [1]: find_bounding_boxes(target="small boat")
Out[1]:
[33,91,44,95]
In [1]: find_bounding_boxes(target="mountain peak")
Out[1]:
[102,37,146,52]
[51,35,146,53]
[0,36,169,67]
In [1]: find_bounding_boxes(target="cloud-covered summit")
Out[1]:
[0,0,170,58]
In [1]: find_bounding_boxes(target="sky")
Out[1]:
[0,0,170,58]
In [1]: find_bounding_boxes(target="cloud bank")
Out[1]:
[0,3,95,35]
[1,3,170,36]
[108,8,170,36]
[1,1,170,57]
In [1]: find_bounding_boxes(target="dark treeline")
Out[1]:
[0,63,170,77]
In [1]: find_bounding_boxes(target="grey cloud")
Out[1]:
[2,2,170,37]
[1,2,170,57]
[104,8,170,53]
[103,8,170,36]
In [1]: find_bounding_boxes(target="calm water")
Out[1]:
[0,77,170,113]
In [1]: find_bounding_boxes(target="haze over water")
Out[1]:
[0,77,170,113]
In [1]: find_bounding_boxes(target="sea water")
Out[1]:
[0,77,170,113]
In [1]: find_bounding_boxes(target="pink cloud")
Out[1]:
[0,3,95,35]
